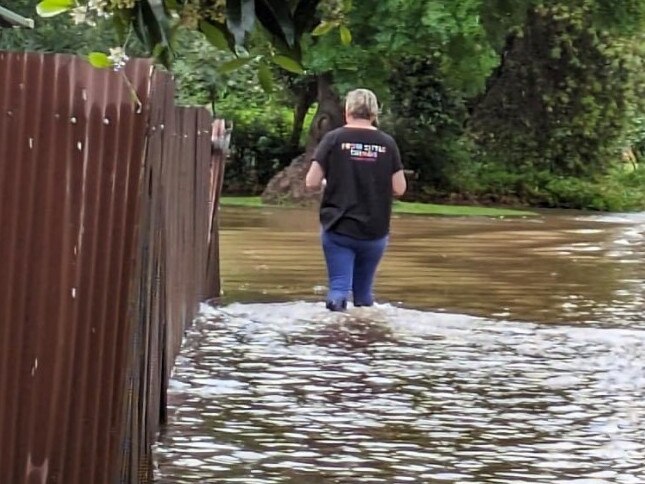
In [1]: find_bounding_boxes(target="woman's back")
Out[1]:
[315,126,403,240]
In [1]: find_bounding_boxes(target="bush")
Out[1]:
[449,161,645,211]
[544,169,645,212]
[224,113,299,194]
[470,2,645,178]
[384,55,469,189]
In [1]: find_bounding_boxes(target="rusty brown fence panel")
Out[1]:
[0,51,223,483]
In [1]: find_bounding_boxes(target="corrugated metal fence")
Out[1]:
[0,51,225,483]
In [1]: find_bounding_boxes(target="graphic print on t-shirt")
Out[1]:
[341,142,387,162]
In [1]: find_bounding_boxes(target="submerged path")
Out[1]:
[155,209,645,483]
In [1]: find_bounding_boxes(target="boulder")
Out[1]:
[261,154,322,206]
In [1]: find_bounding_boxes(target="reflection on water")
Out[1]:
[155,208,645,482]
[219,208,645,327]
[156,303,645,483]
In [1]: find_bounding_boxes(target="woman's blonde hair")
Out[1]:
[345,88,379,121]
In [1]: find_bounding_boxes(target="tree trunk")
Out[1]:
[305,73,345,154]
[262,73,344,206]
[289,79,317,151]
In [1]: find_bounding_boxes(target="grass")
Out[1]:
[221,196,264,208]
[392,201,535,217]
[220,196,536,218]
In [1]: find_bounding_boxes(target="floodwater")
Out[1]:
[155,207,645,483]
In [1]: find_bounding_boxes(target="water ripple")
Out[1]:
[155,303,645,483]
[219,208,645,329]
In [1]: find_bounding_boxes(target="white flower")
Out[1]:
[70,6,97,25]
[108,47,130,71]
[88,0,110,17]
[70,7,87,25]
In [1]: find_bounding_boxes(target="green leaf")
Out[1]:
[36,0,74,17]
[146,0,172,47]
[112,11,133,44]
[312,20,336,36]
[133,2,152,49]
[152,44,168,60]
[272,55,304,74]
[293,0,319,36]
[234,44,250,57]
[339,25,352,45]
[129,0,175,66]
[226,0,256,45]
[200,21,230,51]
[219,57,252,74]
[258,63,274,93]
[255,0,296,47]
[87,52,114,69]
[133,0,175,64]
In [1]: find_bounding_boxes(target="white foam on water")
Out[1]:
[575,213,645,224]
[201,301,645,398]
[206,300,645,344]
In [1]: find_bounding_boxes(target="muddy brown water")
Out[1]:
[155,207,645,483]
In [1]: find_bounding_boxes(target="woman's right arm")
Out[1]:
[392,170,407,197]
[390,138,406,197]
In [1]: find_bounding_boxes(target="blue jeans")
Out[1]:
[321,230,388,311]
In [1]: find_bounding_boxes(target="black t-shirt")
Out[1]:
[312,126,404,240]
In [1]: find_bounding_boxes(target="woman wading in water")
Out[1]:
[306,89,407,311]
